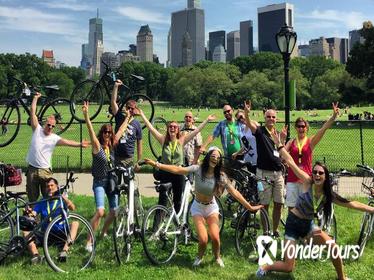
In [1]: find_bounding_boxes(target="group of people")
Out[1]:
[21,84,374,280]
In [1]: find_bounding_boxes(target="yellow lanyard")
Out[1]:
[169,140,178,163]
[104,147,112,167]
[312,186,324,214]
[47,200,58,222]
[296,136,308,164]
[265,126,276,149]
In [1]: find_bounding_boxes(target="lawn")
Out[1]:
[0,194,373,280]
[0,103,373,172]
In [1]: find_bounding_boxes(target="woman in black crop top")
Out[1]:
[144,147,263,268]
[256,130,374,280]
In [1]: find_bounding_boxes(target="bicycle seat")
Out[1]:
[45,85,59,91]
[6,191,27,198]
[155,182,172,193]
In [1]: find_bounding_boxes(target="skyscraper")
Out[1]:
[137,25,153,62]
[258,3,296,56]
[88,11,104,76]
[212,45,226,63]
[209,30,226,61]
[170,0,205,67]
[182,31,193,66]
[227,31,240,61]
[349,29,365,52]
[240,20,253,56]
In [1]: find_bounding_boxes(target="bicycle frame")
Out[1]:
[156,177,192,238]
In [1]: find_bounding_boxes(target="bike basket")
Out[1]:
[2,165,22,187]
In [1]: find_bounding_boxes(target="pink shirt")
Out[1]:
[287,138,312,183]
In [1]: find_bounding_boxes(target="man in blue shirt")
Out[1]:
[23,178,78,264]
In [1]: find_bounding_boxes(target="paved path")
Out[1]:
[8,173,366,198]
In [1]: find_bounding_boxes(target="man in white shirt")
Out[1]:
[26,92,89,202]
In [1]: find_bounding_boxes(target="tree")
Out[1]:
[346,21,374,90]
[46,72,74,98]
[230,52,282,74]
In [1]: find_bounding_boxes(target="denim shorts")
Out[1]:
[190,198,219,218]
[284,212,314,241]
[93,179,119,210]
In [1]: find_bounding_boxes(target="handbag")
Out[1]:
[105,171,118,195]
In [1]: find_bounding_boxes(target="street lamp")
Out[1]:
[275,23,297,141]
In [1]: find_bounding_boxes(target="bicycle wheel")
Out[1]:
[358,212,371,257]
[186,196,225,242]
[119,94,154,130]
[0,196,27,219]
[40,98,73,135]
[0,99,21,147]
[235,208,270,262]
[113,205,130,264]
[43,213,95,273]
[0,210,14,253]
[141,205,178,265]
[70,80,103,122]
[148,117,167,159]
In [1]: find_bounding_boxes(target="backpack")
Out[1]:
[3,165,22,186]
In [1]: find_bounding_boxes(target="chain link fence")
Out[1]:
[0,120,373,173]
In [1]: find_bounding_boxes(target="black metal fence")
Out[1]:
[0,120,373,173]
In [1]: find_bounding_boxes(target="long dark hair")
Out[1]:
[200,149,225,197]
[97,124,115,148]
[313,162,333,220]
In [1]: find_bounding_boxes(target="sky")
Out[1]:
[0,0,373,67]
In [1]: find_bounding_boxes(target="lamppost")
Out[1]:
[275,23,297,141]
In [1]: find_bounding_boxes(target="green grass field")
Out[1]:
[0,195,373,280]
[0,103,373,171]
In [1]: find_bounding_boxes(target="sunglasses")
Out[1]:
[126,106,136,110]
[103,130,112,134]
[297,125,306,129]
[46,124,55,128]
[185,116,193,119]
[266,116,276,119]
[168,125,179,129]
[312,170,325,175]
[223,110,231,114]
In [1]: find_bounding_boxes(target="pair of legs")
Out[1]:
[257,169,285,235]
[157,170,185,213]
[24,221,79,258]
[193,214,221,260]
[26,166,52,202]
[190,199,221,261]
[88,180,119,244]
[261,231,347,280]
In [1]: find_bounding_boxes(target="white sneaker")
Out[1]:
[85,244,93,253]
[216,258,225,268]
[192,257,202,267]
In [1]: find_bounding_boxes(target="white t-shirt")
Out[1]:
[26,125,61,169]
[241,127,258,166]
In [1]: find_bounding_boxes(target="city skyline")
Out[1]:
[0,0,373,67]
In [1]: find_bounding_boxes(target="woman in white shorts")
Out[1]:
[144,146,263,268]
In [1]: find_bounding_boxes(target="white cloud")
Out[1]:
[39,0,94,12]
[116,6,169,24]
[0,6,78,35]
[299,9,367,30]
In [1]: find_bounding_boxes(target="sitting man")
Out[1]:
[23,177,78,264]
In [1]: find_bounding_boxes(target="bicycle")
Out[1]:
[148,116,167,159]
[228,165,271,261]
[0,77,73,147]
[112,163,145,264]
[69,60,154,126]
[0,172,95,273]
[356,164,374,257]
[141,172,225,265]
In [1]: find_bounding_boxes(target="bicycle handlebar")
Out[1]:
[357,164,374,174]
